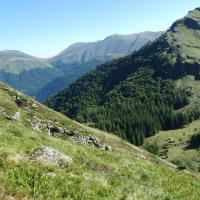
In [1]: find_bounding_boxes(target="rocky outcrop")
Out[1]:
[48,125,75,137]
[15,95,29,108]
[30,116,112,151]
[0,109,21,122]
[31,116,74,137]
[31,146,72,167]
[71,135,112,151]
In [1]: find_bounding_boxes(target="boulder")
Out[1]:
[31,146,72,167]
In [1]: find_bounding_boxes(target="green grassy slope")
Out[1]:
[167,8,200,63]
[143,120,200,173]
[0,82,200,200]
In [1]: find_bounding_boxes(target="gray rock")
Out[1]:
[31,116,75,137]
[31,146,72,166]
[105,145,112,151]
[12,111,21,122]
[31,117,43,132]
[71,135,112,151]
[15,95,28,108]
[30,117,111,151]
[2,112,12,120]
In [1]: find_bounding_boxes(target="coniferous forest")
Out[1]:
[46,63,200,145]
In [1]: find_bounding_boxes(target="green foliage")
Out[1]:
[143,140,159,155]
[46,67,195,146]
[143,119,200,174]
[188,132,200,149]
[172,159,200,172]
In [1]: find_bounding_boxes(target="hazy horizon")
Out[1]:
[0,0,199,57]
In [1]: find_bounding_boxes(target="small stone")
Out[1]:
[15,95,28,108]
[105,145,112,151]
[64,129,75,136]
[137,153,147,160]
[3,112,12,120]
[12,111,21,122]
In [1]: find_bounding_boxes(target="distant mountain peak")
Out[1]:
[0,31,163,101]
[50,31,164,65]
[0,50,34,59]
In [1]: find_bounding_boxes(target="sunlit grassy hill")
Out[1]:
[0,82,199,200]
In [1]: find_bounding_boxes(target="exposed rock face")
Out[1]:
[1,111,13,120]
[31,146,72,167]
[1,91,113,152]
[12,94,113,152]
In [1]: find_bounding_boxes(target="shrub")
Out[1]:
[188,132,200,149]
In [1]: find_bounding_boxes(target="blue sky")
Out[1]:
[0,0,199,57]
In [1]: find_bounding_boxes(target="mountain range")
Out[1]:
[45,8,200,171]
[0,7,200,199]
[0,31,163,101]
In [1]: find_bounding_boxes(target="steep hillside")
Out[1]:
[0,82,200,199]
[45,8,200,145]
[36,59,104,101]
[36,31,163,101]
[0,50,63,96]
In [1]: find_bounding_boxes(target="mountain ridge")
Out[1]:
[51,31,164,65]
[0,31,163,100]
